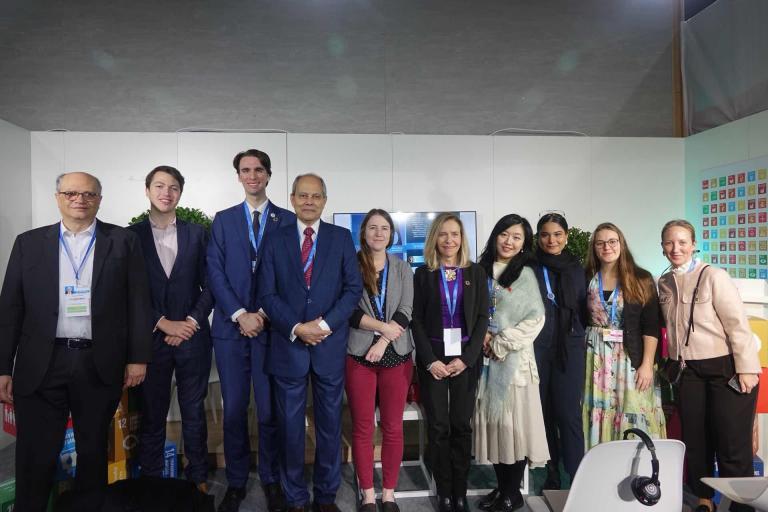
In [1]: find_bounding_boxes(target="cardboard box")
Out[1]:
[107,459,127,484]
[2,404,14,437]
[0,478,55,512]
[750,316,768,367]
[108,389,142,462]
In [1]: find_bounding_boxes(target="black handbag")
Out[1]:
[658,265,709,386]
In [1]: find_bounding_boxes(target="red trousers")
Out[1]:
[345,356,414,489]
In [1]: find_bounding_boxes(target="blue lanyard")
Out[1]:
[59,229,96,283]
[373,260,388,319]
[301,228,318,274]
[440,266,460,327]
[543,267,557,306]
[487,277,496,317]
[243,202,269,253]
[597,271,620,326]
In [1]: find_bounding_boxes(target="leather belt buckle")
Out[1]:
[56,337,92,349]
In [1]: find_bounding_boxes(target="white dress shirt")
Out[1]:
[56,220,97,338]
[149,215,178,278]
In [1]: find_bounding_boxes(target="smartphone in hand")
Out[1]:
[728,374,744,394]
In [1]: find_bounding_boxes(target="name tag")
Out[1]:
[443,328,462,356]
[64,285,91,317]
[603,328,623,342]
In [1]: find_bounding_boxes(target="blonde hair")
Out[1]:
[661,219,696,243]
[423,213,471,271]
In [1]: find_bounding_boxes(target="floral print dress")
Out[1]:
[582,275,666,449]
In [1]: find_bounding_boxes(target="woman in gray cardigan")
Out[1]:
[346,209,414,512]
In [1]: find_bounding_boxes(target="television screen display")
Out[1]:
[333,211,478,270]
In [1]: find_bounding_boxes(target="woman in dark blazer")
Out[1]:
[412,212,489,512]
[582,222,666,448]
[346,209,414,512]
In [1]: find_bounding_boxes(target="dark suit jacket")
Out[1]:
[0,220,154,395]
[258,220,363,378]
[128,219,213,339]
[411,263,489,371]
[207,200,295,341]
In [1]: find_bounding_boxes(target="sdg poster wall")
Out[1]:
[699,157,768,279]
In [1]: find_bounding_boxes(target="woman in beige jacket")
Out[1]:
[658,219,760,512]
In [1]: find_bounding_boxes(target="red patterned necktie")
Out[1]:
[301,227,315,286]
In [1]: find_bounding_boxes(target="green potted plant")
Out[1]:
[129,206,213,230]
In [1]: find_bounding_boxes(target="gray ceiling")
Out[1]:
[0,0,674,136]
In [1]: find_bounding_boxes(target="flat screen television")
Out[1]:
[333,211,478,270]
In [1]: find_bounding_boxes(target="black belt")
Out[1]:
[54,338,93,349]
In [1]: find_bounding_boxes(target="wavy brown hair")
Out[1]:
[585,222,653,305]
[357,209,395,296]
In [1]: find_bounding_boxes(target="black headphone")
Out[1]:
[623,428,661,506]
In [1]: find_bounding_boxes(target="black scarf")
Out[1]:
[536,249,581,369]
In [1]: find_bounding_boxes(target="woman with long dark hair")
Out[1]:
[474,214,549,512]
[532,213,586,489]
[412,213,489,512]
[346,209,414,512]
[582,222,665,447]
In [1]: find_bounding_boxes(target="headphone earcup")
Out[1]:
[631,476,661,506]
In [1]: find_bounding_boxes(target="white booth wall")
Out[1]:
[0,119,31,450]
[30,131,683,275]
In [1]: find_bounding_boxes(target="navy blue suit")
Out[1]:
[129,219,213,484]
[259,220,362,506]
[207,200,295,488]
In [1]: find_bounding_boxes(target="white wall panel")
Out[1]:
[30,131,64,227]
[491,136,592,232]
[287,134,393,221]
[393,135,493,244]
[591,138,684,274]
[178,133,289,216]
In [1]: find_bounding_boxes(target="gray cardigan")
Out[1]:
[347,254,415,356]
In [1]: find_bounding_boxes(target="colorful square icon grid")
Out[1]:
[700,167,767,279]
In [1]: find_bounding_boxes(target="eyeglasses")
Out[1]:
[58,191,100,202]
[595,239,620,249]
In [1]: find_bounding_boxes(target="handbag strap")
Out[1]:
[683,265,709,347]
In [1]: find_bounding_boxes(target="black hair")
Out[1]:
[233,149,272,177]
[479,214,535,288]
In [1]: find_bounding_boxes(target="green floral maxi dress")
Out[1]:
[582,275,666,449]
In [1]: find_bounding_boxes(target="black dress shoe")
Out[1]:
[478,488,500,510]
[542,463,561,490]
[263,482,287,512]
[437,495,454,512]
[490,493,525,512]
[218,487,247,512]
[453,496,469,512]
[287,506,309,512]
[381,501,400,512]
[358,503,376,512]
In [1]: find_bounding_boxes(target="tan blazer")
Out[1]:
[658,262,760,374]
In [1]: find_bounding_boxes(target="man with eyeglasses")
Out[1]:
[207,149,295,512]
[0,171,153,511]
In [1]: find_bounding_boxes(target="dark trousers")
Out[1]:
[14,346,123,512]
[273,370,345,507]
[535,338,585,480]
[493,460,527,499]
[418,363,479,498]
[214,336,281,487]
[138,333,212,483]
[679,355,758,501]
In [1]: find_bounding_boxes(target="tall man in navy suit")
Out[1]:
[259,174,362,512]
[129,166,213,492]
[208,149,295,512]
